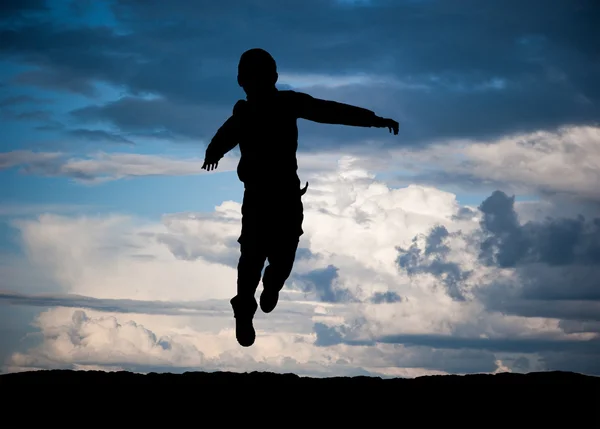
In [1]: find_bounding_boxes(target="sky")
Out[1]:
[1,0,599,377]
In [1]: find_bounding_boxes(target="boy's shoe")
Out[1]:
[235,315,255,347]
[231,296,257,347]
[259,288,279,313]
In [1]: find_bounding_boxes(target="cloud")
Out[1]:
[293,264,356,303]
[383,125,600,202]
[0,150,238,183]
[0,109,52,122]
[0,95,53,107]
[2,0,599,378]
[6,306,456,378]
[0,291,233,316]
[10,212,239,302]
[155,206,243,269]
[66,129,135,145]
[387,188,600,332]
[3,157,599,376]
[70,96,232,142]
[8,309,208,371]
[0,0,48,20]
[0,150,63,170]
[477,190,600,268]
[1,0,598,147]
[345,334,600,355]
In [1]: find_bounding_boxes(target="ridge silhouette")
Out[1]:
[3,369,597,428]
[202,48,399,346]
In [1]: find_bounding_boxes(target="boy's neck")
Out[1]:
[246,86,278,102]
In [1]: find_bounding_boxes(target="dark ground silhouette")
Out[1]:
[1,369,598,427]
[203,48,399,347]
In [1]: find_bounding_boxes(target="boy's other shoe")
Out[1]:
[230,295,257,347]
[260,287,279,313]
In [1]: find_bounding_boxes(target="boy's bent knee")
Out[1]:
[230,294,258,318]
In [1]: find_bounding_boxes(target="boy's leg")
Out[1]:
[233,238,267,304]
[231,237,267,347]
[259,235,300,313]
[231,189,268,347]
[259,190,304,313]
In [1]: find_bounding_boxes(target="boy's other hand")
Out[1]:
[375,117,399,135]
[202,160,219,171]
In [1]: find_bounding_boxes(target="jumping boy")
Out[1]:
[202,48,399,347]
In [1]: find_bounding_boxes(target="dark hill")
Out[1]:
[1,370,598,427]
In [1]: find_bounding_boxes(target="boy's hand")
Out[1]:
[202,159,219,171]
[375,117,399,135]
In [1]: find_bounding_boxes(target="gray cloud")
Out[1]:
[1,0,598,147]
[492,299,600,322]
[0,0,48,20]
[0,290,319,319]
[312,322,598,374]
[293,265,356,303]
[0,109,52,122]
[313,320,501,373]
[314,315,600,354]
[346,334,600,355]
[0,95,53,107]
[154,231,241,269]
[394,189,600,329]
[0,150,228,183]
[478,191,600,268]
[0,291,230,316]
[370,291,402,304]
[0,150,62,170]
[313,322,346,347]
[397,225,471,301]
[66,129,135,145]
[70,96,230,142]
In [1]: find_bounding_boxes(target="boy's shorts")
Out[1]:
[237,185,305,248]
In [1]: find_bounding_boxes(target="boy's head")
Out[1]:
[237,48,278,96]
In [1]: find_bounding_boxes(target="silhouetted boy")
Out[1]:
[202,48,399,347]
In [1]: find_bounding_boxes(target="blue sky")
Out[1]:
[1,0,599,377]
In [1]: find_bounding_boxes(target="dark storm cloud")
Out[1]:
[316,319,600,354]
[0,291,312,321]
[1,109,52,123]
[0,0,48,20]
[0,290,230,316]
[397,225,471,301]
[314,322,502,373]
[0,95,53,107]
[540,351,600,375]
[349,334,600,354]
[399,191,600,294]
[312,321,598,373]
[478,191,600,268]
[70,96,231,141]
[480,262,600,315]
[398,170,525,202]
[396,190,600,326]
[370,291,402,304]
[559,319,600,334]
[1,0,598,147]
[491,299,600,322]
[293,265,356,303]
[313,322,346,346]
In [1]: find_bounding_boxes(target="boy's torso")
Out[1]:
[235,90,302,189]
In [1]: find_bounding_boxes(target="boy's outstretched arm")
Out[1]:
[202,101,244,171]
[293,92,399,135]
